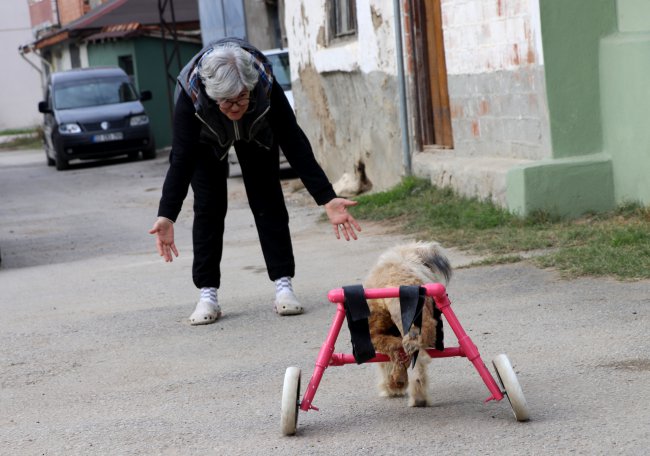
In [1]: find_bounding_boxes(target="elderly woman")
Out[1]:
[149,38,361,325]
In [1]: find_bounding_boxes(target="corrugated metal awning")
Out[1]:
[23,0,199,51]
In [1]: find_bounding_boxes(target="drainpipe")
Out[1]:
[393,0,411,176]
[18,45,52,75]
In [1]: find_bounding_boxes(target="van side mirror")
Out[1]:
[140,90,152,102]
[38,101,52,114]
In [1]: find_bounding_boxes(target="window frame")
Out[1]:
[329,0,357,42]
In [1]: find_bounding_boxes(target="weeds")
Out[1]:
[350,177,650,280]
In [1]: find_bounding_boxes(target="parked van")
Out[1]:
[38,67,155,170]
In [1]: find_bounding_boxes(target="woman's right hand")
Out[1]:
[148,217,179,262]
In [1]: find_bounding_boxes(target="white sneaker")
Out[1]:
[274,290,304,316]
[188,299,222,325]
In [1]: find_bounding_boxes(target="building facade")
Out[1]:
[285,0,650,218]
[0,0,44,130]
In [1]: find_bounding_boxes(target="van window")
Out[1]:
[266,53,291,92]
[54,77,139,110]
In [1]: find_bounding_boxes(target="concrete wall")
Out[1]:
[285,0,403,193]
[442,0,550,161]
[0,0,43,130]
[244,0,282,51]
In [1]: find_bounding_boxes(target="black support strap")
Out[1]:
[399,286,445,366]
[399,285,425,367]
[434,303,444,351]
[399,285,425,335]
[342,285,376,364]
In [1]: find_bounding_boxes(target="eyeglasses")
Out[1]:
[217,97,250,110]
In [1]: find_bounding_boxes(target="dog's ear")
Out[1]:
[419,245,452,284]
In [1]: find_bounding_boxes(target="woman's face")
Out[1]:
[217,91,250,121]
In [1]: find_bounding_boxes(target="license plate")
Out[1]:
[93,132,123,142]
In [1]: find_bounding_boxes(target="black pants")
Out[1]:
[190,141,295,289]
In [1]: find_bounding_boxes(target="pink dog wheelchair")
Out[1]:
[280,283,530,435]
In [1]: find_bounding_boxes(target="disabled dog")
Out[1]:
[363,241,452,406]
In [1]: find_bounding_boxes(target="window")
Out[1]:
[118,55,135,85]
[330,0,357,39]
[118,55,134,78]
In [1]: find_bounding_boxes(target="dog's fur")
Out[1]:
[363,241,452,406]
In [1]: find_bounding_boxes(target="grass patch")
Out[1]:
[0,128,37,136]
[350,177,650,280]
[0,128,42,150]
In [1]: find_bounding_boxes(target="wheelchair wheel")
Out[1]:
[281,366,301,435]
[492,354,530,422]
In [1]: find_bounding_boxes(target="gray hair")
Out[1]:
[198,43,259,101]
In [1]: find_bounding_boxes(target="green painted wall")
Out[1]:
[508,0,650,216]
[507,155,615,218]
[87,38,202,148]
[539,0,617,158]
[600,7,650,204]
[617,0,650,32]
[133,37,202,148]
[87,41,136,78]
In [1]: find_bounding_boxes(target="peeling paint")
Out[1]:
[370,5,383,30]
[512,43,520,66]
[297,65,337,147]
[450,103,464,119]
[317,25,326,47]
[471,120,480,137]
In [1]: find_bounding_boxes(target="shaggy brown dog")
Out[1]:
[363,241,452,406]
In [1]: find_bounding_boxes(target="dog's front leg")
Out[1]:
[369,311,409,393]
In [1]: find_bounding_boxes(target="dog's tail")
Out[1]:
[415,242,452,285]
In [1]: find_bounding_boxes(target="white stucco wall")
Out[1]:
[284,0,404,192]
[50,43,90,72]
[0,0,44,130]
[285,0,397,77]
[283,0,550,200]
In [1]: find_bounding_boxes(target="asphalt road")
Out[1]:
[1,148,649,455]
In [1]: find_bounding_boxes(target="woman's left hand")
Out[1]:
[324,197,362,241]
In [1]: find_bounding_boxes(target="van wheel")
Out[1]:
[142,139,156,160]
[55,148,69,171]
[46,150,55,166]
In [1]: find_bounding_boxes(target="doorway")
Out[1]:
[408,0,453,149]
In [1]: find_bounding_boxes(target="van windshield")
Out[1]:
[54,77,139,109]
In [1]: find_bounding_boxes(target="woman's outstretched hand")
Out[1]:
[324,197,362,241]
[149,217,179,262]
